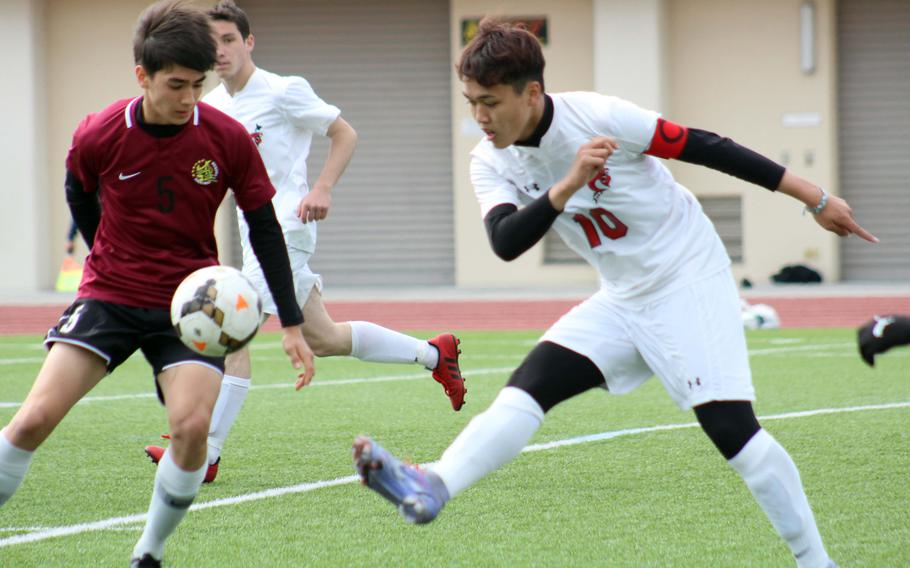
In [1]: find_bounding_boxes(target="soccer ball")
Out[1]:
[170,265,263,356]
[741,302,780,330]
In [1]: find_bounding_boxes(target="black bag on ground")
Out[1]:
[771,264,822,283]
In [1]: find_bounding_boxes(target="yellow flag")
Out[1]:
[55,256,83,292]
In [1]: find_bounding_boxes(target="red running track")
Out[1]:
[2,296,909,336]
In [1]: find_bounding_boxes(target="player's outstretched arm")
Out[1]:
[644,118,877,243]
[775,170,878,242]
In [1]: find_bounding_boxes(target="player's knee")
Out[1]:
[224,347,251,377]
[310,340,339,358]
[169,413,210,446]
[506,341,605,413]
[5,407,59,449]
[694,401,761,460]
[305,324,349,357]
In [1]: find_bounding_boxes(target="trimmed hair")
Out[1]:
[209,0,252,39]
[457,18,545,93]
[133,0,216,75]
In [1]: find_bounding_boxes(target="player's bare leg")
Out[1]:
[0,344,106,505]
[303,288,466,409]
[133,363,221,564]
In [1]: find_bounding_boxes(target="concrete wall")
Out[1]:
[44,0,151,272]
[665,0,839,283]
[0,0,229,298]
[0,0,846,294]
[1,0,49,292]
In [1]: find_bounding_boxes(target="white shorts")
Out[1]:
[242,246,323,316]
[541,268,753,410]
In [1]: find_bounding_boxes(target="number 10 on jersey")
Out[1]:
[572,208,628,248]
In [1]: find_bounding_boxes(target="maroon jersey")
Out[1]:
[66,97,275,308]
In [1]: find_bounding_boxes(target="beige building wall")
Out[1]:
[665,0,840,283]
[1,0,49,292]
[450,0,598,288]
[44,0,151,274]
[0,0,230,296]
[2,0,844,294]
[594,0,667,113]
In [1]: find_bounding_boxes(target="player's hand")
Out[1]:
[65,240,75,255]
[550,137,619,209]
[296,187,332,224]
[281,325,315,389]
[813,194,878,243]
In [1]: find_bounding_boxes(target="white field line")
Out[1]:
[0,367,515,409]
[0,399,907,548]
[0,342,857,409]
[0,358,45,365]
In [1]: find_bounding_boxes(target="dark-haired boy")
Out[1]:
[0,2,314,566]
[143,0,466,484]
[354,18,876,568]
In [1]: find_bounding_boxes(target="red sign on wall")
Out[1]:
[461,17,549,46]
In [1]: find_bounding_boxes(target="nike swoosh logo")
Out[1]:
[872,316,895,338]
[118,171,141,180]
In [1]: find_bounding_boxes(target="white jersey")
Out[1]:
[204,67,341,257]
[470,91,729,304]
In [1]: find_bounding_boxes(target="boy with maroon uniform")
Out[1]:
[0,2,314,566]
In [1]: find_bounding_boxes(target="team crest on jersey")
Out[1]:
[191,159,220,185]
[250,124,264,146]
[587,167,612,202]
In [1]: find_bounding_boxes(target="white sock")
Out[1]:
[432,387,544,497]
[0,429,34,506]
[349,321,433,366]
[207,374,250,464]
[729,429,830,568]
[133,449,206,561]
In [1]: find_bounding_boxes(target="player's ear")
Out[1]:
[246,33,255,52]
[135,65,150,89]
[525,80,543,105]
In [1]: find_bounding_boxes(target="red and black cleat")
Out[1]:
[144,439,220,483]
[428,333,466,411]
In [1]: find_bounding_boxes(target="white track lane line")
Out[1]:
[0,399,906,547]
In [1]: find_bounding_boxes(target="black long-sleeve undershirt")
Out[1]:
[483,193,561,261]
[676,128,786,191]
[243,202,303,327]
[64,170,100,248]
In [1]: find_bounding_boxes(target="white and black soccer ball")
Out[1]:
[741,302,781,330]
[170,265,263,356]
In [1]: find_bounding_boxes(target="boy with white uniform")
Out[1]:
[145,0,466,482]
[353,19,877,568]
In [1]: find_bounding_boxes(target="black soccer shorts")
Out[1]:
[45,298,225,380]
